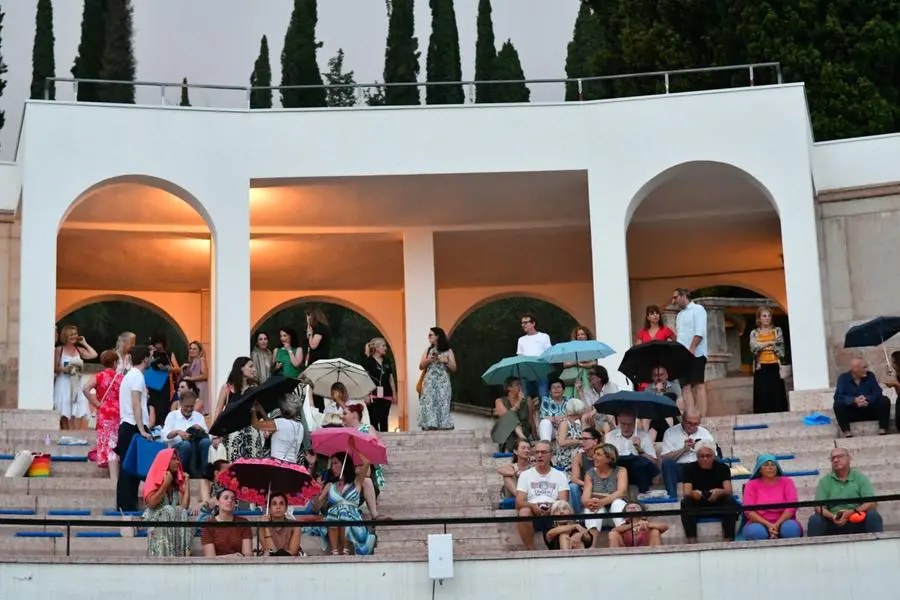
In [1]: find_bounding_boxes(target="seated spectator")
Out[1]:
[160,390,210,478]
[681,440,738,542]
[310,452,376,555]
[143,448,192,557]
[492,377,533,453]
[260,493,304,556]
[740,455,802,540]
[576,365,619,432]
[640,366,683,440]
[515,440,569,551]
[498,439,533,499]
[201,489,253,557]
[170,378,200,412]
[833,358,890,437]
[606,412,659,493]
[537,378,568,442]
[568,427,602,514]
[581,443,628,547]
[197,459,230,521]
[608,501,668,548]
[554,399,585,475]
[660,408,714,498]
[808,447,883,537]
[342,404,385,520]
[544,501,591,550]
[250,395,305,463]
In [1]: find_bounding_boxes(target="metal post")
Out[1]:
[664,72,670,94]
[577,78,584,101]
[66,523,71,557]
[73,80,79,101]
[160,83,166,106]
[246,86,252,109]
[749,64,755,87]
[467,82,475,104]
[43,78,50,100]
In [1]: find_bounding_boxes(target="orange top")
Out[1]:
[756,330,779,365]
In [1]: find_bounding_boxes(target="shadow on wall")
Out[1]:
[450,297,579,411]
[56,301,189,364]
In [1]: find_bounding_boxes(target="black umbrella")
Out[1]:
[844,316,900,366]
[618,341,694,385]
[593,390,680,421]
[209,375,301,436]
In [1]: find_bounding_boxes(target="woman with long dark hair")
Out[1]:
[418,327,456,431]
[213,356,264,461]
[305,307,332,413]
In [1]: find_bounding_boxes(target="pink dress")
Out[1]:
[189,357,209,414]
[742,476,798,523]
[90,369,122,468]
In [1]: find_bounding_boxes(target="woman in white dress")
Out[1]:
[54,325,98,430]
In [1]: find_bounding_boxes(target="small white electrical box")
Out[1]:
[427,533,454,580]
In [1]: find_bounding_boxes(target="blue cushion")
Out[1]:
[0,509,37,515]
[640,496,676,504]
[733,469,818,481]
[493,452,514,459]
[498,497,516,510]
[15,531,63,538]
[722,457,741,464]
[52,456,88,463]
[47,509,91,516]
[234,510,262,517]
[733,424,769,431]
[102,510,144,517]
[77,531,122,538]
[774,454,795,461]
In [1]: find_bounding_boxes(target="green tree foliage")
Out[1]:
[364,84,386,106]
[57,301,188,367]
[324,48,357,107]
[98,0,135,104]
[179,77,191,106]
[280,0,325,108]
[250,35,273,109]
[450,298,578,409]
[490,40,529,103]
[425,0,464,105]
[31,0,55,101]
[383,0,420,105]
[474,0,496,103]
[254,303,390,368]
[72,0,106,102]
[565,2,610,101]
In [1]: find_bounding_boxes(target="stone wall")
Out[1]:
[0,215,19,408]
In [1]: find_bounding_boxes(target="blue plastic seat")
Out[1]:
[498,497,516,510]
[15,531,63,538]
[47,509,91,516]
[492,452,514,459]
[0,509,37,515]
[101,510,143,517]
[732,424,769,431]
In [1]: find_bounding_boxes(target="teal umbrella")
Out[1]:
[482,355,555,385]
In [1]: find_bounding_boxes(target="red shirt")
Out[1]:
[636,326,676,344]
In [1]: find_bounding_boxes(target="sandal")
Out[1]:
[342,548,351,555]
[331,549,340,556]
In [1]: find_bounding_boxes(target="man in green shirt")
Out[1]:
[808,447,883,536]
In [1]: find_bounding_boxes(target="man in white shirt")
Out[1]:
[660,408,715,498]
[162,390,210,477]
[606,412,660,493]
[673,288,709,416]
[515,440,569,550]
[115,345,152,512]
[516,313,552,399]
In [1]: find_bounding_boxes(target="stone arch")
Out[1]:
[447,290,588,338]
[56,293,190,344]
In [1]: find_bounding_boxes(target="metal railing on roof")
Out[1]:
[43,62,782,110]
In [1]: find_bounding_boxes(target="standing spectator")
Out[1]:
[84,350,123,482]
[833,358,890,437]
[54,325,98,430]
[672,288,709,416]
[182,341,210,415]
[363,337,397,432]
[749,308,788,413]
[251,331,274,384]
[680,440,738,542]
[148,333,180,428]
[201,489,253,557]
[251,395,305,463]
[516,313,552,399]
[161,390,210,477]
[560,325,596,397]
[808,448,883,536]
[515,440,570,551]
[605,412,659,494]
[418,327,456,431]
[115,331,136,374]
[143,449,192,557]
[306,307,332,412]
[641,366,683,440]
[740,455,802,540]
[116,345,153,512]
[635,305,676,344]
[660,408,714,499]
[213,357,264,461]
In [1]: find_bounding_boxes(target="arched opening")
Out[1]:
[449,296,580,411]
[626,162,787,416]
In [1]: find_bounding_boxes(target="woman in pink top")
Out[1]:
[741,454,802,539]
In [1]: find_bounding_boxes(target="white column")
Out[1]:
[780,195,830,391]
[588,175,633,390]
[402,230,437,431]
[208,189,251,400]
[17,197,58,410]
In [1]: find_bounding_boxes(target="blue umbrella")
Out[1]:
[482,356,555,385]
[540,340,616,364]
[593,390,680,421]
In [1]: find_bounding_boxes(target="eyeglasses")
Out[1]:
[534,450,549,455]
[684,420,700,426]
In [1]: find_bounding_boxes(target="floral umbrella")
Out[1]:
[216,457,321,507]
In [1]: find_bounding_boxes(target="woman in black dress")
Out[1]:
[305,306,331,412]
[363,337,397,432]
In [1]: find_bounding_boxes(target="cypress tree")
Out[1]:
[0,7,6,140]
[280,0,325,108]
[98,0,135,104]
[71,0,107,102]
[474,0,496,103]
[31,0,55,100]
[179,77,190,106]
[426,0,464,104]
[565,2,602,101]
[383,0,420,105]
[250,35,272,109]
[324,49,357,107]
[491,40,529,103]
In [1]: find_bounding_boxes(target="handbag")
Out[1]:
[26,453,51,478]
[416,369,426,396]
[122,435,167,479]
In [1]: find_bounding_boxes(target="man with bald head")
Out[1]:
[833,358,890,437]
[808,447,883,536]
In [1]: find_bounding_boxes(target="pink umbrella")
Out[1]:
[310,428,389,466]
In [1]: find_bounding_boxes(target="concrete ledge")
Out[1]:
[789,388,836,412]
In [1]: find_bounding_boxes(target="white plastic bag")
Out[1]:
[4,450,34,478]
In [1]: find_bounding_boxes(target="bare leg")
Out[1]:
[60,416,70,430]
[590,528,602,548]
[360,477,379,518]
[502,477,517,497]
[328,527,340,553]
[608,530,624,548]
[695,383,708,417]
[75,417,88,430]
[517,507,536,550]
[647,529,663,547]
[200,479,211,503]
[338,528,349,554]
[108,455,119,487]
[682,385,696,414]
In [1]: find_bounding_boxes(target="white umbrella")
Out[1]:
[302,358,375,400]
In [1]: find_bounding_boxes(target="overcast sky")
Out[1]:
[1,0,581,159]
